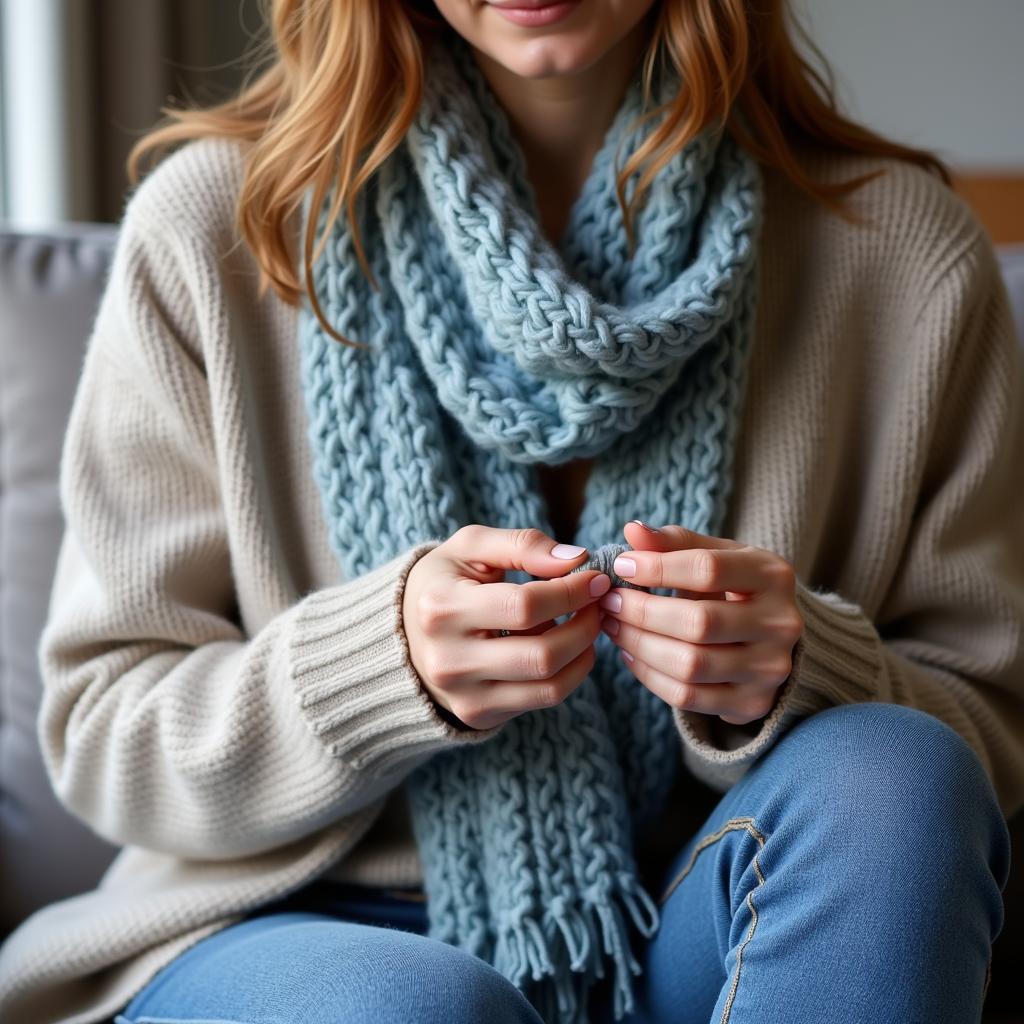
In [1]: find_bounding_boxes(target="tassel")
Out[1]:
[524,916,553,981]
[619,872,661,939]
[488,875,661,1022]
[547,897,592,971]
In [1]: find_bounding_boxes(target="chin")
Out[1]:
[433,0,656,81]
[489,34,607,79]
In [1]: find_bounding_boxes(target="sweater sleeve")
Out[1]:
[35,193,499,863]
[672,231,1024,818]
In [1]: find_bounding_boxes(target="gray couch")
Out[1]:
[1,225,1023,1018]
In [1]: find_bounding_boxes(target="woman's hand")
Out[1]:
[403,525,611,731]
[598,521,804,726]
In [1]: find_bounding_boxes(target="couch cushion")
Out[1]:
[0,226,121,935]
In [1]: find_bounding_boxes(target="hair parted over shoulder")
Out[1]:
[128,0,952,349]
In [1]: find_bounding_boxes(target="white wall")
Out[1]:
[794,0,1024,170]
[0,0,93,227]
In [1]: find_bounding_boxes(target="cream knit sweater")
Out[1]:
[1,135,1022,1024]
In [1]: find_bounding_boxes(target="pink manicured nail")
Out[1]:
[613,556,636,578]
[622,649,635,663]
[589,573,611,597]
[599,591,622,613]
[552,543,587,559]
[630,519,661,534]
[601,616,620,637]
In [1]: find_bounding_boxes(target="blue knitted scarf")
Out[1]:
[297,39,762,1024]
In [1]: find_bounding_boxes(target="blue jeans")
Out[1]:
[112,703,1011,1024]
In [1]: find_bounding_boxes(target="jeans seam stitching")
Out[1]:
[656,815,767,1024]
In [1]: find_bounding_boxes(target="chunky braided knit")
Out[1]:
[297,37,762,1024]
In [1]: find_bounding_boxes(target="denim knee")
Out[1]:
[274,921,542,1024]
[759,703,1008,863]
[642,704,1009,1024]
[117,913,543,1024]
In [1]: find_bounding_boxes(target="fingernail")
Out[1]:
[613,556,636,578]
[599,591,622,613]
[589,573,611,597]
[551,543,587,559]
[630,519,661,534]
[601,616,619,637]
[621,649,635,663]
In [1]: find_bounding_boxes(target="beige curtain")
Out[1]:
[84,0,265,222]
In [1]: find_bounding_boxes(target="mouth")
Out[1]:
[485,1,583,29]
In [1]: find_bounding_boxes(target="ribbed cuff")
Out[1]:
[673,580,889,791]
[290,540,502,773]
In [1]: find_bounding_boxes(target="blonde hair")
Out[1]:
[128,0,951,348]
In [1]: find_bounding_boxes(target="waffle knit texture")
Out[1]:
[297,42,761,1021]
[1,114,1023,1024]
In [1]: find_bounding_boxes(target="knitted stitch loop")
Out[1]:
[297,37,763,1024]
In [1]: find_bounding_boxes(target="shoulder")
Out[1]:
[751,146,1019,441]
[761,146,992,320]
[98,134,282,376]
[120,134,253,261]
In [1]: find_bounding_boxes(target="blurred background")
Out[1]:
[0,2,1021,1022]
[0,0,1020,234]
[0,0,268,226]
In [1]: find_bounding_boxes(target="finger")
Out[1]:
[620,652,781,725]
[622,522,726,599]
[445,524,593,579]
[600,589,802,645]
[600,589,761,644]
[603,620,793,688]
[470,602,603,682]
[625,521,744,551]
[456,568,610,632]
[449,644,598,731]
[613,546,779,595]
[413,607,597,698]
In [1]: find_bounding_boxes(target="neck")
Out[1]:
[470,24,650,242]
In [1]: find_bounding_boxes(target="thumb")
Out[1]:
[624,520,740,552]
[447,525,592,579]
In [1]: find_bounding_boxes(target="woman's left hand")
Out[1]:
[598,521,804,726]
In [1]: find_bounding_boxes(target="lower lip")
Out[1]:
[489,2,581,28]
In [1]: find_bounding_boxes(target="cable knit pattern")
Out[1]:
[297,41,761,1022]
[1,100,1023,1024]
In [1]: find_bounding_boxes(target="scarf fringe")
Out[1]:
[493,873,661,1023]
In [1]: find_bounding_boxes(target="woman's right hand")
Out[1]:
[402,525,612,731]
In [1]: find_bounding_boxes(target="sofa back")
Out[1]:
[0,227,121,934]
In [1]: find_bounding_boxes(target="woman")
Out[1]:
[0,0,1021,1022]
